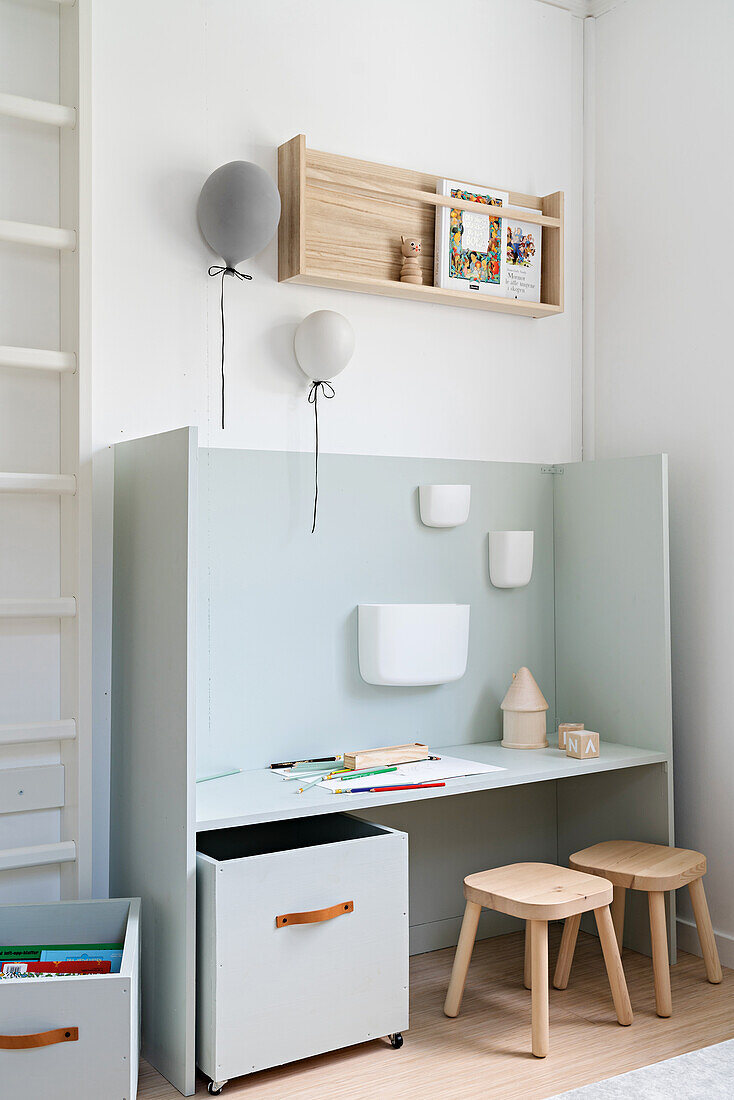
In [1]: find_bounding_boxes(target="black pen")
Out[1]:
[269,756,340,770]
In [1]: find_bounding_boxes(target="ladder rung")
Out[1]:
[0,219,76,252]
[0,472,76,495]
[0,840,76,873]
[0,597,77,618]
[0,719,77,746]
[0,345,76,373]
[0,92,76,129]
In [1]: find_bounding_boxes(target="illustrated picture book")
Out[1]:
[434,178,509,295]
[503,207,542,302]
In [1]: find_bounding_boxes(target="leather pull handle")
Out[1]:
[276,900,354,928]
[0,1027,79,1050]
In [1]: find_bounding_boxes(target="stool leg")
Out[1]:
[530,919,549,1058]
[595,904,633,1025]
[611,886,626,950]
[444,900,482,1017]
[648,891,672,1017]
[689,877,722,984]
[553,913,581,990]
[524,921,532,990]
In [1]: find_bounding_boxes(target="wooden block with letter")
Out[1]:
[343,742,430,770]
[558,722,584,750]
[565,730,599,759]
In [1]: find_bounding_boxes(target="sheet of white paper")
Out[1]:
[315,754,504,792]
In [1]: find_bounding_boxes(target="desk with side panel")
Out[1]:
[110,430,673,1095]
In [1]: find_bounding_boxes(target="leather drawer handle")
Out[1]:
[276,900,354,928]
[0,1027,79,1050]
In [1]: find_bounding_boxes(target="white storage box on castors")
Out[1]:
[0,897,140,1099]
[196,814,408,1094]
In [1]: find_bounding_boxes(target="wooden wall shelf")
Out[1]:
[278,135,563,319]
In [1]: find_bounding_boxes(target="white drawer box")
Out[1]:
[0,897,140,1100]
[196,814,408,1088]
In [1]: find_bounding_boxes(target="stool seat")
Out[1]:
[445,861,631,1058]
[570,840,706,892]
[561,839,721,1018]
[464,862,613,921]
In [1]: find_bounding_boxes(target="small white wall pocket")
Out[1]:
[488,530,534,588]
[419,485,471,528]
[358,603,470,686]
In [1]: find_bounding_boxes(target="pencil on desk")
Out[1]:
[297,765,398,794]
[332,782,446,794]
[269,756,341,770]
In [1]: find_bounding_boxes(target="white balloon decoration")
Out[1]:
[294,310,356,533]
[294,310,355,381]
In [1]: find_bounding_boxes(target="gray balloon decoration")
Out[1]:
[198,161,281,428]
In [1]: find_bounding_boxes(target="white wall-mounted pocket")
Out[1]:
[419,485,471,528]
[358,603,470,686]
[488,531,534,588]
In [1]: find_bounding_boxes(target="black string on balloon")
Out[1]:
[208,265,252,430]
[307,380,335,533]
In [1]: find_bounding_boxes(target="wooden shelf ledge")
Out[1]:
[288,270,561,318]
[278,135,564,318]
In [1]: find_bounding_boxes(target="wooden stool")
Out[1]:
[443,863,632,1058]
[564,841,722,1018]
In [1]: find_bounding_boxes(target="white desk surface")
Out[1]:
[196,739,668,832]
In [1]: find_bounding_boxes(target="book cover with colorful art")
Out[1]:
[434,178,509,294]
[502,208,542,302]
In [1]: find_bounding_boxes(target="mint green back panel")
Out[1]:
[197,450,555,775]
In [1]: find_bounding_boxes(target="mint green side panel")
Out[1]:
[554,454,672,757]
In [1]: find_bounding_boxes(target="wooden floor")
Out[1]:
[138,929,733,1099]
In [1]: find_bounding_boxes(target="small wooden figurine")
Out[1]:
[558,722,584,750]
[566,730,600,759]
[400,235,423,284]
[501,666,549,749]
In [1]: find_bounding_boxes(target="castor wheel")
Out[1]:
[208,1081,227,1096]
[389,1032,403,1049]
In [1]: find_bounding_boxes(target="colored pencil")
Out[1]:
[297,765,397,794]
[332,782,446,794]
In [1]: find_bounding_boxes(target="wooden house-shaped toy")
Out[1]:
[501,666,549,749]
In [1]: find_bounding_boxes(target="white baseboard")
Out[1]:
[677,917,734,970]
[410,910,523,956]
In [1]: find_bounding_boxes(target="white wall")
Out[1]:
[89,0,584,895]
[592,0,734,959]
[90,0,583,463]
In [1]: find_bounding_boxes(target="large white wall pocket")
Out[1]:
[358,604,470,686]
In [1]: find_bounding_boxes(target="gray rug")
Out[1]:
[551,1039,734,1097]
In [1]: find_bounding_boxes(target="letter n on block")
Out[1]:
[566,730,600,759]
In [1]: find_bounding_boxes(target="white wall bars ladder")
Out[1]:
[0,0,91,895]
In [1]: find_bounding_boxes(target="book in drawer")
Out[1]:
[0,897,140,1100]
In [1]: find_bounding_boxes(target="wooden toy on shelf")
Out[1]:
[399,236,423,284]
[558,722,584,750]
[565,730,600,759]
[501,667,549,749]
